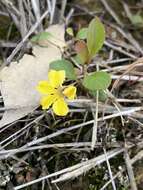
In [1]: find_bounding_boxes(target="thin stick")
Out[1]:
[31,0,42,31]
[110,22,143,54]
[0,115,44,147]
[6,10,49,64]
[104,41,137,59]
[112,74,143,81]
[50,0,56,24]
[60,0,67,22]
[100,171,122,190]
[103,148,117,190]
[91,94,98,150]
[47,0,52,13]
[89,58,132,68]
[18,0,27,38]
[131,150,143,164]
[111,57,143,91]
[124,148,138,190]
[65,8,74,24]
[91,61,99,149]
[0,142,91,155]
[100,0,123,26]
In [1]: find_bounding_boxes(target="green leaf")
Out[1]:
[87,17,105,58]
[49,59,76,80]
[90,90,107,101]
[72,55,84,65]
[31,32,52,43]
[130,14,143,26]
[83,71,111,90]
[76,28,88,40]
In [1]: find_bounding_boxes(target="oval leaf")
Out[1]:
[49,59,76,80]
[31,32,52,43]
[87,17,105,58]
[90,90,107,101]
[76,28,88,40]
[83,71,111,90]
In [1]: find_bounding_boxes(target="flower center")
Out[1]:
[56,87,64,98]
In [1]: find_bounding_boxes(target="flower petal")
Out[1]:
[48,70,65,88]
[63,86,76,100]
[52,98,69,116]
[40,95,57,109]
[36,81,56,95]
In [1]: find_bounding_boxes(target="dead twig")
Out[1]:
[100,0,123,26]
[124,148,138,190]
[111,57,143,91]
[103,148,117,190]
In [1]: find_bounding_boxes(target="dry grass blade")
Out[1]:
[104,41,137,59]
[100,171,122,190]
[103,148,117,190]
[91,62,99,150]
[111,23,143,55]
[60,0,67,21]
[111,57,143,91]
[1,0,20,16]
[18,0,27,38]
[100,0,123,26]
[124,148,138,190]
[50,0,56,24]
[131,150,143,164]
[91,90,99,150]
[31,0,42,31]
[0,142,91,156]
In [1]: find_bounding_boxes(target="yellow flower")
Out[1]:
[36,70,76,116]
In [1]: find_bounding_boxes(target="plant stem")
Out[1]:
[83,64,87,77]
[91,62,99,150]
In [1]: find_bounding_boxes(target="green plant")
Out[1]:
[36,17,111,116]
